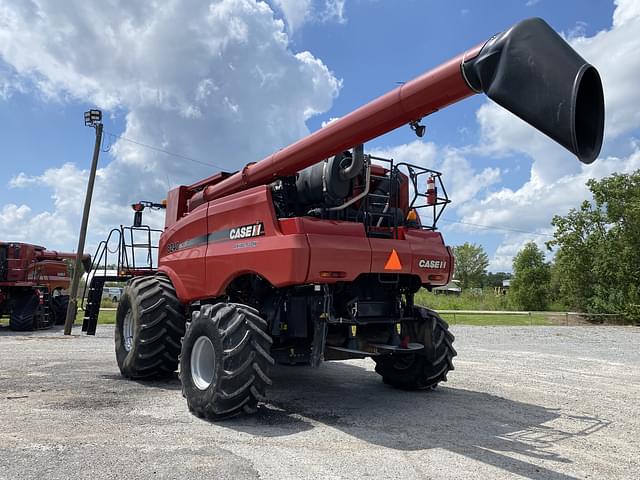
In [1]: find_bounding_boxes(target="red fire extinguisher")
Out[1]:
[426,175,437,205]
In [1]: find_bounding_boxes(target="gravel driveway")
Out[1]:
[0,325,638,479]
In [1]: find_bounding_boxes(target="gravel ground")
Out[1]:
[0,325,638,480]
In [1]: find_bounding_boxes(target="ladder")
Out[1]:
[82,276,105,335]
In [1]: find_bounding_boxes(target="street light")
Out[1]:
[84,109,102,126]
[64,109,104,335]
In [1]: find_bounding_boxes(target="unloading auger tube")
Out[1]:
[188,17,604,210]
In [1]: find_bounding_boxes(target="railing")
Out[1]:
[396,162,451,230]
[120,225,162,274]
[81,225,162,309]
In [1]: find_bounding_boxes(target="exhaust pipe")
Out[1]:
[340,144,365,180]
[462,17,604,164]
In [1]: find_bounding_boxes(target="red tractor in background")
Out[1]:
[83,18,604,420]
[0,242,90,331]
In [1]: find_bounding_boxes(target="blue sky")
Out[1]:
[1,0,638,271]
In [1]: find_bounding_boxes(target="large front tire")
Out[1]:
[115,275,185,379]
[180,303,274,421]
[9,291,39,331]
[374,307,456,390]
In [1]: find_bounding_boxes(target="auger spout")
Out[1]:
[192,17,603,208]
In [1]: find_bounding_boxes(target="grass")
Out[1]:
[439,313,551,326]
[415,289,514,311]
[415,288,555,325]
[97,308,117,324]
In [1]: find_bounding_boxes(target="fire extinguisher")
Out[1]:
[426,175,437,205]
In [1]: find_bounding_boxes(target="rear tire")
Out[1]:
[50,295,69,325]
[180,303,274,420]
[374,307,456,390]
[9,291,39,331]
[115,275,185,379]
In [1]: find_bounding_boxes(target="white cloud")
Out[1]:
[320,0,346,24]
[459,146,640,230]
[0,62,25,99]
[0,202,77,249]
[272,0,346,31]
[272,0,312,31]
[485,146,640,270]
[4,163,128,249]
[612,0,640,27]
[371,141,501,209]
[461,1,640,269]
[0,0,340,251]
[488,232,551,272]
[321,116,341,128]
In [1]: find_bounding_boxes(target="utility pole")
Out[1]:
[64,109,103,335]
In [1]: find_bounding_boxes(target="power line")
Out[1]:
[104,130,228,170]
[440,218,554,237]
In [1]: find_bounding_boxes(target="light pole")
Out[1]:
[64,109,103,335]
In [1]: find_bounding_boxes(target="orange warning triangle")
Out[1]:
[384,249,402,270]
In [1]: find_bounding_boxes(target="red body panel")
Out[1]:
[0,242,81,315]
[203,186,309,296]
[158,189,453,304]
[158,204,209,301]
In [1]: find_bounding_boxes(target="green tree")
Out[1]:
[548,171,640,319]
[453,242,489,289]
[547,201,602,310]
[510,242,550,311]
[483,271,511,288]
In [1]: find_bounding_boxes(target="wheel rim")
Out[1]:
[191,336,216,390]
[123,308,134,352]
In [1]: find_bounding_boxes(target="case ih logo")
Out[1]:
[229,222,264,240]
[166,222,265,253]
[419,259,446,269]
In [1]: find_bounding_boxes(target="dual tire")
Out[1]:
[116,277,454,417]
[115,276,273,420]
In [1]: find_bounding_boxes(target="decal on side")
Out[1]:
[418,259,446,269]
[166,222,265,253]
[229,222,264,240]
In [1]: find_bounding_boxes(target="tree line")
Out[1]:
[452,171,639,320]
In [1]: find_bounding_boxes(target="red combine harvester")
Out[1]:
[84,18,604,419]
[0,242,90,331]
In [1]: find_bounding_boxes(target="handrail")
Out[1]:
[80,225,163,310]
